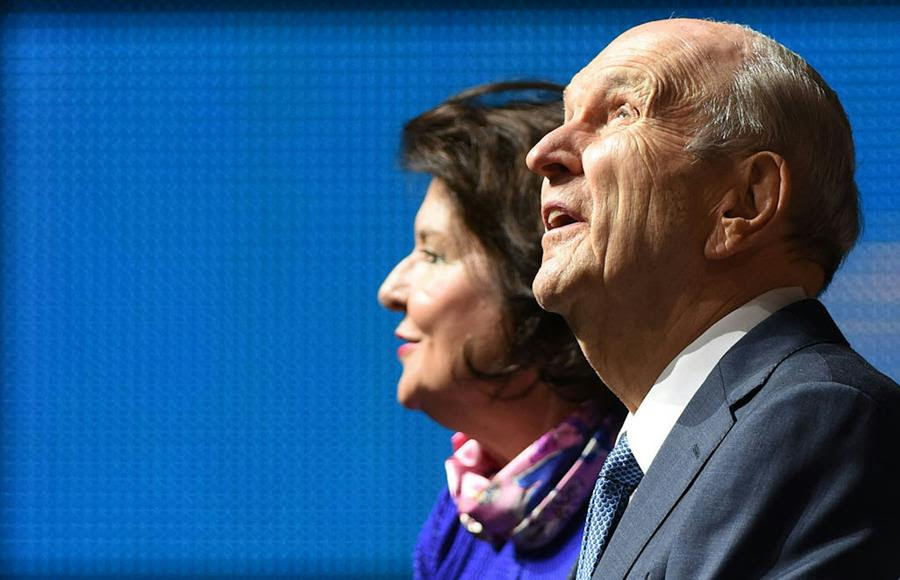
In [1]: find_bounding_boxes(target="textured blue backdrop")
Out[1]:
[2,3,898,577]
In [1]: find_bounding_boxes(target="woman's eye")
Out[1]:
[420,249,444,264]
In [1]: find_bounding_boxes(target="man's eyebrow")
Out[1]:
[593,75,640,103]
[562,72,639,116]
[605,72,637,91]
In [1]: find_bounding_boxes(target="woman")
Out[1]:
[378,82,624,579]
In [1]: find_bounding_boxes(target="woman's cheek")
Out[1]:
[406,279,447,331]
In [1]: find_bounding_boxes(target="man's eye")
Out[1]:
[613,105,632,120]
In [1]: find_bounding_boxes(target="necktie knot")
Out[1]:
[575,433,643,580]
[599,435,643,487]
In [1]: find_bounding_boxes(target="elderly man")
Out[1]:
[526,18,900,579]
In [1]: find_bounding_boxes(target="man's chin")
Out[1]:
[532,270,569,316]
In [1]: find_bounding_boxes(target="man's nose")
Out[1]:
[526,124,583,180]
[377,257,409,312]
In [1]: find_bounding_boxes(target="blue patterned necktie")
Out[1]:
[575,433,644,580]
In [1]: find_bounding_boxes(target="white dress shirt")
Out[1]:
[620,287,807,474]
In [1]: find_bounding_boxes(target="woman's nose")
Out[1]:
[377,257,409,312]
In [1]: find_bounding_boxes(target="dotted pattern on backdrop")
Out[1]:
[1,5,898,577]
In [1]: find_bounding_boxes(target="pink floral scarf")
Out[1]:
[444,401,620,549]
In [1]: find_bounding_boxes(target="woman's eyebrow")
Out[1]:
[415,229,446,244]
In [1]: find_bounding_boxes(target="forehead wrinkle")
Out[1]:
[655,29,747,108]
[593,22,749,123]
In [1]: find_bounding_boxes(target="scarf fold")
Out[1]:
[444,401,619,550]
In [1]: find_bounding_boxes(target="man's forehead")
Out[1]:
[563,19,746,107]
[563,60,652,109]
[618,18,744,48]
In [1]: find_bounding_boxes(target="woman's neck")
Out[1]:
[466,380,582,465]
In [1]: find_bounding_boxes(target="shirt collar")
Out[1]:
[620,287,807,473]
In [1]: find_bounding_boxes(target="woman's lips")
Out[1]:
[397,342,419,359]
[395,329,421,359]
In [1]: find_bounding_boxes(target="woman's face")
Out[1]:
[378,178,509,425]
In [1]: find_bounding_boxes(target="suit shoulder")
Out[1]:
[731,342,900,443]
[767,340,900,406]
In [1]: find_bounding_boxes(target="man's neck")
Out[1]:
[576,282,808,413]
[618,286,807,471]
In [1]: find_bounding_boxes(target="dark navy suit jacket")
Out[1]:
[591,299,900,579]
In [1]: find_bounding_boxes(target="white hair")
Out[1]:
[687,25,861,289]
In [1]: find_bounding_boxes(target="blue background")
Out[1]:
[2,2,898,577]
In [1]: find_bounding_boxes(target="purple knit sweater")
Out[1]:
[413,488,585,579]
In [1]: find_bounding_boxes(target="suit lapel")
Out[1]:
[593,365,734,579]
[592,299,848,579]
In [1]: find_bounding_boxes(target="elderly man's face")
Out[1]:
[526,21,738,325]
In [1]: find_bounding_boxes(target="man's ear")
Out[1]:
[705,151,790,260]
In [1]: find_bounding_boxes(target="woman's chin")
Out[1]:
[396,384,422,410]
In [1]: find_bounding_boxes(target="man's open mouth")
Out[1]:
[542,203,584,231]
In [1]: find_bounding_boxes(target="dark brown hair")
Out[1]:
[401,81,610,404]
